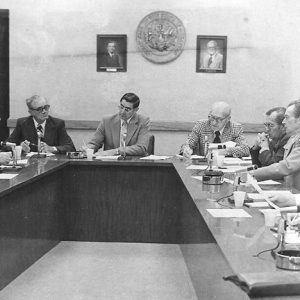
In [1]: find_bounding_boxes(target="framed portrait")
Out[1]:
[97,34,127,72]
[196,35,227,73]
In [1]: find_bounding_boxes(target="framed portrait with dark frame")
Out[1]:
[97,34,127,72]
[196,35,227,73]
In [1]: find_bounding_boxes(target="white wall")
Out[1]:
[3,0,300,153]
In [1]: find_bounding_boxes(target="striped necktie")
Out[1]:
[120,120,127,147]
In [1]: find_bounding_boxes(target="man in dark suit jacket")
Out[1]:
[7,95,76,154]
[87,93,150,156]
[102,41,121,68]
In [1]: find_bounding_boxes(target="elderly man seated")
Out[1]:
[181,101,249,158]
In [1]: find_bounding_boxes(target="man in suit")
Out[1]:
[250,107,290,167]
[253,100,300,190]
[182,101,249,158]
[102,41,121,68]
[201,40,223,70]
[86,93,150,156]
[7,95,76,154]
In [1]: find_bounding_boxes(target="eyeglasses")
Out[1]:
[208,114,228,123]
[30,105,50,113]
[118,104,134,113]
[264,122,276,128]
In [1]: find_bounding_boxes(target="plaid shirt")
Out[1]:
[184,119,250,157]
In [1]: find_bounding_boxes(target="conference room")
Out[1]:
[0,1,300,299]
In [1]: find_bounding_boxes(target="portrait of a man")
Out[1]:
[196,35,227,73]
[97,35,127,72]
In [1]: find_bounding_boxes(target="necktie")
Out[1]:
[120,120,127,147]
[208,55,213,67]
[37,124,44,141]
[213,131,221,143]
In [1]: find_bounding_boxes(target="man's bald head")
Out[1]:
[211,101,231,118]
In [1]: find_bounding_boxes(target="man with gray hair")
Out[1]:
[250,107,289,167]
[201,40,223,70]
[253,100,300,190]
[182,101,249,158]
[7,95,75,154]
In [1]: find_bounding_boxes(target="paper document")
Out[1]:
[140,155,170,160]
[223,157,243,165]
[191,155,205,159]
[187,165,207,170]
[26,152,55,157]
[0,173,18,179]
[241,156,252,160]
[245,202,270,208]
[258,180,281,185]
[94,155,120,160]
[207,209,252,218]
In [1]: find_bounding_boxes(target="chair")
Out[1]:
[147,135,155,155]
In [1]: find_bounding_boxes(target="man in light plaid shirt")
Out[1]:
[182,101,250,158]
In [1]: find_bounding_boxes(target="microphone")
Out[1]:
[0,141,16,148]
[235,165,258,173]
[208,144,226,150]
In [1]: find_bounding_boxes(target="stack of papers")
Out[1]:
[187,165,207,170]
[140,155,170,160]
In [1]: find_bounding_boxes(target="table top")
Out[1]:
[1,154,298,279]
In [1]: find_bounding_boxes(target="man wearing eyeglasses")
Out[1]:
[86,93,150,156]
[250,107,290,167]
[6,95,76,153]
[182,101,249,158]
[253,100,300,190]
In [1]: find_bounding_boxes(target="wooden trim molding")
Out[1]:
[7,119,264,133]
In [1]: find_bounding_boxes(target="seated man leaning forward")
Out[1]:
[182,101,250,158]
[86,92,150,156]
[250,107,290,167]
[7,95,76,154]
[253,100,300,190]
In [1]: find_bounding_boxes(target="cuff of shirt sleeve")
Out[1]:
[295,194,300,212]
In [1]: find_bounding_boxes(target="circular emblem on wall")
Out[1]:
[136,11,186,64]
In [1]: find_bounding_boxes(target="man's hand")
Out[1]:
[266,192,296,207]
[21,140,31,153]
[40,142,57,153]
[0,152,12,164]
[182,145,193,159]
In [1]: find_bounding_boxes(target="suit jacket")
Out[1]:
[102,53,121,68]
[250,132,290,167]
[87,113,150,156]
[201,52,223,69]
[183,119,250,157]
[253,133,300,190]
[7,116,76,153]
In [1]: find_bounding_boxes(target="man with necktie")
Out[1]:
[201,40,223,70]
[181,101,249,158]
[6,95,76,154]
[86,93,150,156]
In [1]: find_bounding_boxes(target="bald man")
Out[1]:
[182,101,250,158]
[201,40,223,70]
